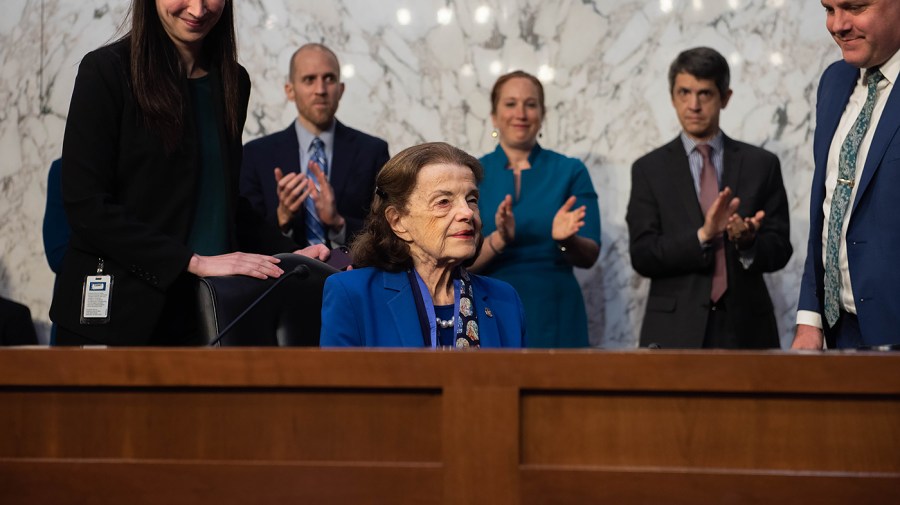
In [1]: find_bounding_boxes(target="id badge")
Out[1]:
[81,274,113,324]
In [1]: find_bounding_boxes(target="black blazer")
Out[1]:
[240,121,389,246]
[0,297,38,346]
[626,136,792,349]
[51,39,294,345]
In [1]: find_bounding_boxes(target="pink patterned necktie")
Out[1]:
[696,143,727,302]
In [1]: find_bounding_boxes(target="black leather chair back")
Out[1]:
[196,253,339,346]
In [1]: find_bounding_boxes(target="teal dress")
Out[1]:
[478,144,601,347]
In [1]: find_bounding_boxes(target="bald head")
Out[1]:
[289,43,341,82]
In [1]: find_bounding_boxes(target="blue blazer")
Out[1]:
[799,60,900,347]
[240,121,389,247]
[320,268,526,348]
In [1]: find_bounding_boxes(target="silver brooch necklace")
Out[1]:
[435,316,455,329]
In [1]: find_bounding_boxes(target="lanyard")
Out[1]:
[411,270,461,348]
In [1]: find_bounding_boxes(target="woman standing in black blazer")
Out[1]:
[51,0,327,345]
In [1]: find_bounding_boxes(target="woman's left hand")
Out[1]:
[551,196,586,241]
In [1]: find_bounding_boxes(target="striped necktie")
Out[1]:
[305,137,329,245]
[823,69,884,327]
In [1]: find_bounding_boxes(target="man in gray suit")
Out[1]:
[627,47,792,349]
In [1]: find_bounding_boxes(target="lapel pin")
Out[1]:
[484,307,493,318]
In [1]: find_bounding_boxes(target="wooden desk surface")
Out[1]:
[1,349,898,504]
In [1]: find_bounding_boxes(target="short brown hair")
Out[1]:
[351,142,485,271]
[490,70,546,115]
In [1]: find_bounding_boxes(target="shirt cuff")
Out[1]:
[796,310,823,330]
[697,230,712,249]
[737,242,756,270]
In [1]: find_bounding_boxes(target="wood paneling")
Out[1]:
[520,467,900,504]
[521,393,900,471]
[1,389,440,461]
[0,349,898,504]
[0,459,441,505]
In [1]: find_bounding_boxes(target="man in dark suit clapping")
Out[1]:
[241,43,390,248]
[626,47,792,349]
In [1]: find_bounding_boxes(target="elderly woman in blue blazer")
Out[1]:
[320,142,526,348]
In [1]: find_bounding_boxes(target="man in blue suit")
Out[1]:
[241,43,389,248]
[794,1,900,349]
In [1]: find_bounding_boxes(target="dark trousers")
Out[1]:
[55,326,105,346]
[831,310,862,349]
[702,290,740,349]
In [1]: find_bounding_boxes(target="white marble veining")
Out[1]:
[1,0,840,347]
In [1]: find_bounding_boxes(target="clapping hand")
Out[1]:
[493,194,515,247]
[727,210,765,248]
[307,160,345,230]
[552,196,586,241]
[698,187,740,243]
[274,167,312,230]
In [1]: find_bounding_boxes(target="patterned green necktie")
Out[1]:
[823,69,884,327]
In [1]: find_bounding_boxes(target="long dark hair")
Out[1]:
[352,142,485,271]
[127,0,241,152]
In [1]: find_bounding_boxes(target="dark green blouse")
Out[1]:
[186,75,229,256]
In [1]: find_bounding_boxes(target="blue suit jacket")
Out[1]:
[320,268,526,348]
[799,60,900,347]
[240,121,389,247]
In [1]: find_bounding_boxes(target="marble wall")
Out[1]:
[1,0,840,346]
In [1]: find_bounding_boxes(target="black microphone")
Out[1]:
[207,264,310,347]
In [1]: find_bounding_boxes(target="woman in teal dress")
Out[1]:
[470,71,601,347]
